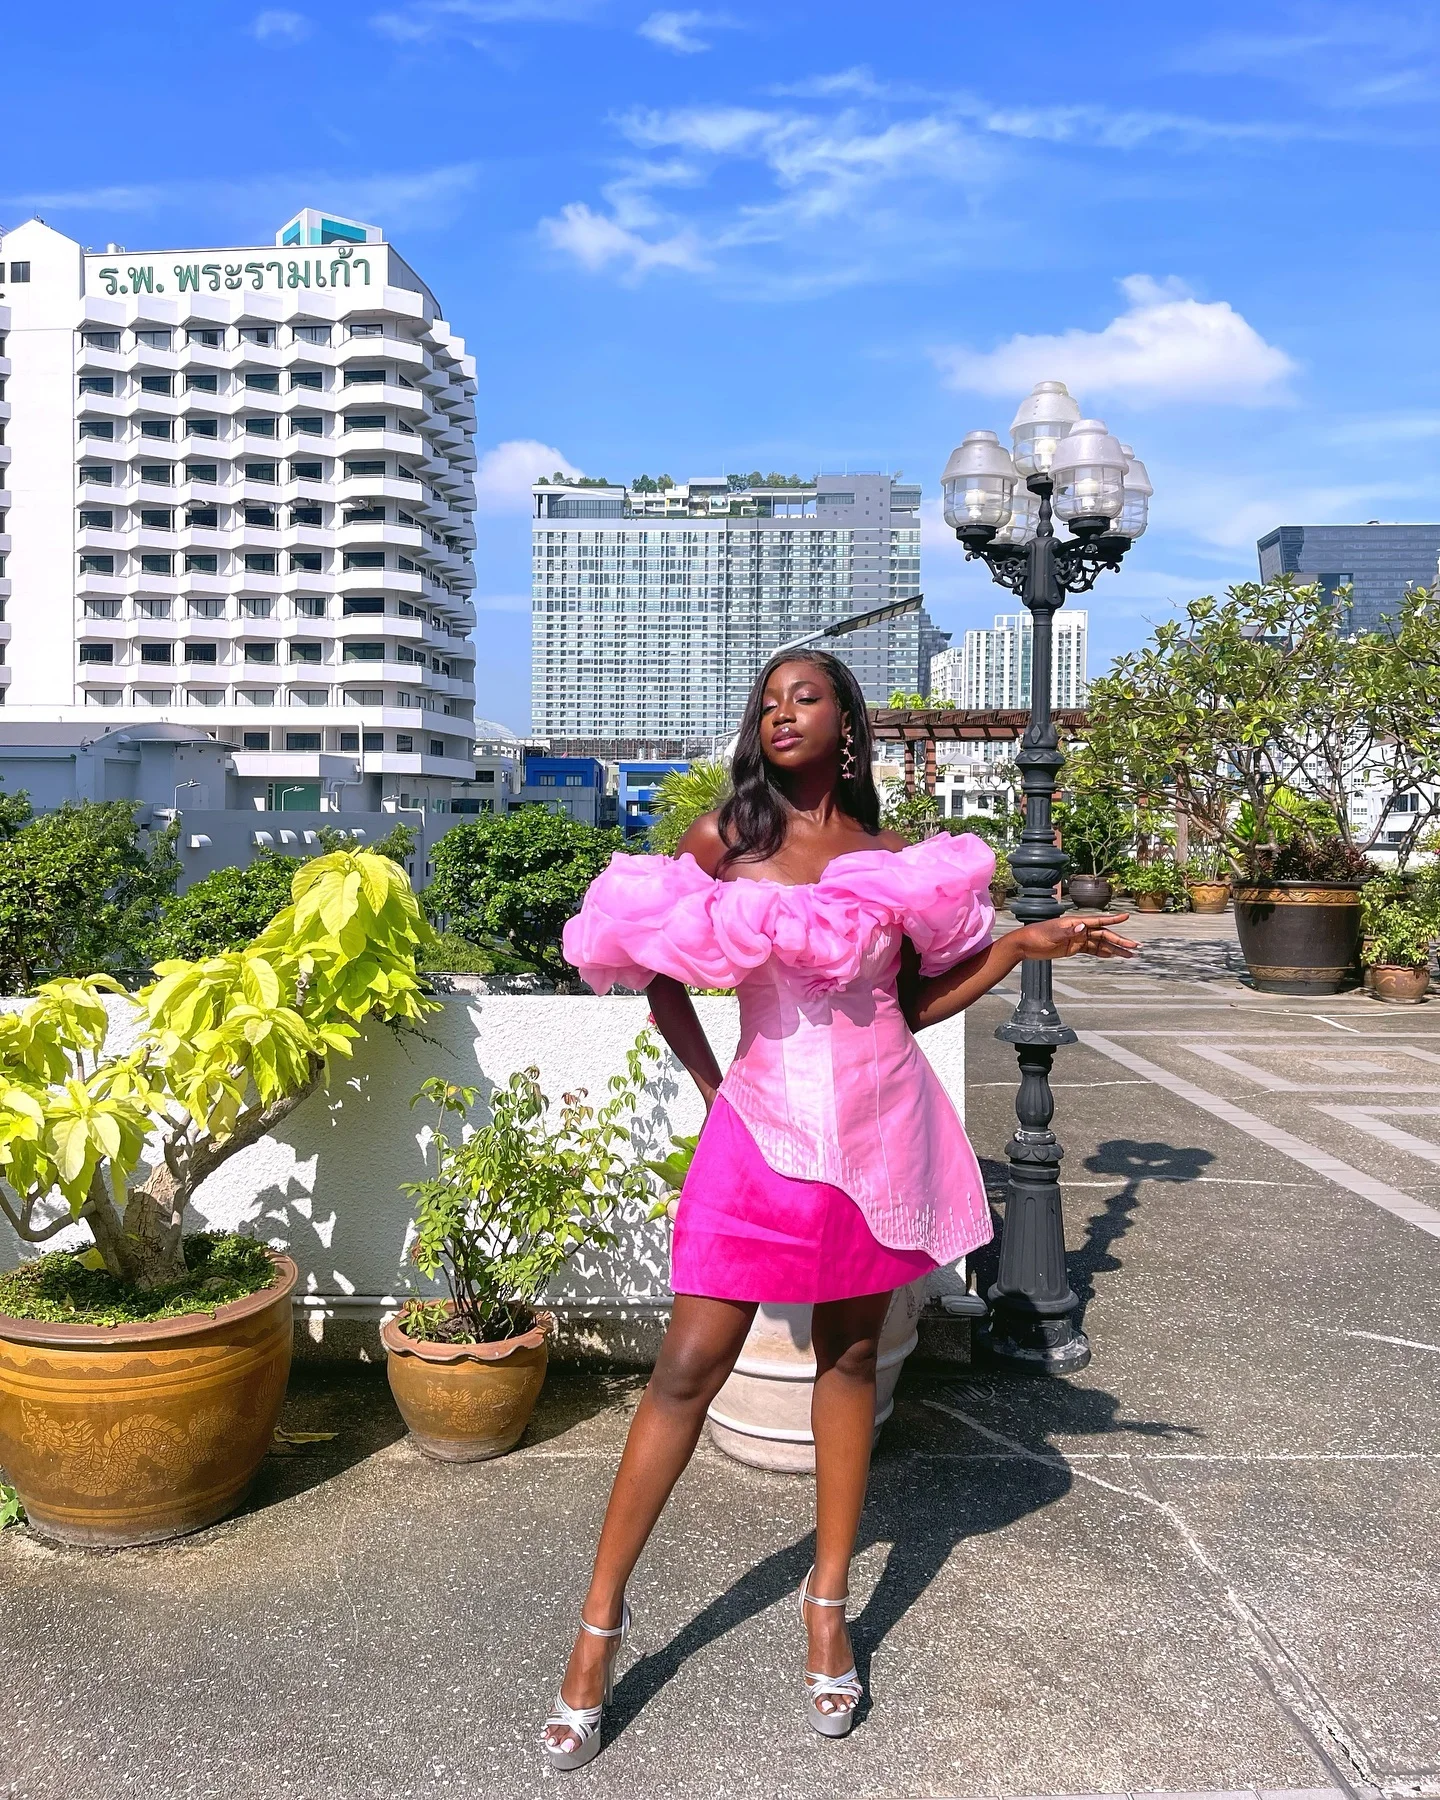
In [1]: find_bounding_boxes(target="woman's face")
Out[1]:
[758,660,844,775]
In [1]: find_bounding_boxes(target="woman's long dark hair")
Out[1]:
[717,649,881,870]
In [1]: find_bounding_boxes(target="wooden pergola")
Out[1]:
[867,706,1090,795]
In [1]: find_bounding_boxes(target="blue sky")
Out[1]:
[6,2,1440,731]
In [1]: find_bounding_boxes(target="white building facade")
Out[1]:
[931,609,1088,712]
[531,472,944,741]
[0,213,478,817]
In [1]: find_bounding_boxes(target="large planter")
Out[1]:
[1370,964,1431,1005]
[382,1306,551,1461]
[706,1282,924,1473]
[1187,881,1230,915]
[1233,881,1363,995]
[0,1254,296,1548]
[1068,874,1114,910]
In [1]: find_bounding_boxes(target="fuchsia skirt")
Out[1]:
[670,1098,937,1304]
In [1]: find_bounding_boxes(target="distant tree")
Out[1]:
[727,474,748,492]
[552,470,567,482]
[888,690,929,708]
[632,474,658,493]
[426,809,627,981]
[0,801,179,992]
[0,782,32,841]
[147,852,299,961]
[535,474,550,485]
[657,474,674,490]
[646,761,733,856]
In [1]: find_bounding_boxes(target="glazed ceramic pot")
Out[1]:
[1233,881,1363,995]
[1370,964,1431,1005]
[1068,875,1114,910]
[1187,881,1230,915]
[382,1306,551,1461]
[0,1254,297,1548]
[705,1282,924,1473]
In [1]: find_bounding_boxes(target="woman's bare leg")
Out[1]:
[804,1290,893,1709]
[544,1294,756,1751]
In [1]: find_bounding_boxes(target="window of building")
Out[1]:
[79,509,114,529]
[244,552,277,573]
[184,553,219,573]
[343,597,384,615]
[139,463,174,484]
[344,504,385,523]
[138,595,174,619]
[429,738,445,758]
[187,505,219,528]
[239,326,275,347]
[344,550,384,570]
[188,597,224,618]
[291,369,323,389]
[80,466,114,485]
[244,505,277,527]
[245,462,278,483]
[362,732,383,751]
[290,551,323,572]
[291,460,324,481]
[245,416,277,438]
[349,321,384,338]
[339,731,360,752]
[135,328,172,351]
[292,416,323,436]
[134,688,173,706]
[8,261,31,282]
[79,643,114,663]
[186,463,219,484]
[185,371,219,393]
[185,416,220,439]
[244,643,277,663]
[79,420,115,440]
[184,643,218,663]
[290,642,322,662]
[344,459,385,477]
[140,420,174,441]
[84,688,122,706]
[396,733,414,752]
[241,597,275,618]
[244,371,280,392]
[242,731,271,750]
[344,369,386,386]
[79,553,114,574]
[345,413,385,432]
[187,689,224,707]
[140,643,174,664]
[293,324,330,345]
[187,327,224,349]
[140,553,174,574]
[291,503,323,527]
[79,375,114,396]
[140,508,174,530]
[344,643,384,661]
[295,595,327,617]
[81,330,120,351]
[140,374,173,396]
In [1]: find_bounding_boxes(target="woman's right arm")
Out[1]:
[645,811,729,1108]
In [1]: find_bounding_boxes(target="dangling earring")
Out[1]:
[840,724,858,782]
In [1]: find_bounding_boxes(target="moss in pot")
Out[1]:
[385,1035,661,1460]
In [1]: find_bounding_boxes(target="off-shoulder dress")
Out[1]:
[561,833,998,1304]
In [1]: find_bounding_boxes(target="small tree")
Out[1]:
[0,850,434,1291]
[148,852,300,961]
[426,810,625,981]
[646,761,732,856]
[0,782,31,841]
[0,801,179,992]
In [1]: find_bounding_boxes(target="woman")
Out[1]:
[542,651,1136,1767]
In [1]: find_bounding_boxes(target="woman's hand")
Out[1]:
[1013,915,1140,962]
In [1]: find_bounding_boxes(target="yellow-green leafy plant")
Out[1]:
[0,850,434,1293]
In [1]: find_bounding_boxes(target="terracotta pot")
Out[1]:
[0,1254,296,1548]
[1133,893,1167,913]
[1233,881,1363,995]
[1370,964,1431,1004]
[1187,881,1230,915]
[382,1306,551,1461]
[989,883,1011,913]
[1068,874,1114,910]
[706,1282,924,1473]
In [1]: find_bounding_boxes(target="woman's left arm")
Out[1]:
[901,915,1139,1033]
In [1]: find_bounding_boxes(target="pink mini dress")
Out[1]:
[561,833,998,1305]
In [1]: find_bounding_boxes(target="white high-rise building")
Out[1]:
[0,212,478,815]
[531,471,946,742]
[931,610,1088,711]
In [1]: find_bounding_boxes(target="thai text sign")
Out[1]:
[86,244,373,297]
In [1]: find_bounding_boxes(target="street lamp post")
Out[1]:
[941,382,1150,1373]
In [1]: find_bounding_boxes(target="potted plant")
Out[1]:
[1117,856,1186,913]
[1185,841,1231,914]
[1055,784,1132,911]
[1361,873,1437,1004]
[0,850,435,1546]
[1080,579,1440,994]
[383,1035,659,1461]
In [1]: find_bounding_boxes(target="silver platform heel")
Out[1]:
[539,1598,632,1770]
[798,1566,863,1737]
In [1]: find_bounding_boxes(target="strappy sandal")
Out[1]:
[798,1566,863,1737]
[539,1598,632,1770]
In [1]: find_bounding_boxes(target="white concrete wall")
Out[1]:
[0,993,967,1358]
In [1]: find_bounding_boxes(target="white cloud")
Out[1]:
[539,201,710,277]
[936,275,1298,407]
[473,440,584,514]
[253,9,310,42]
[638,9,735,54]
[370,0,591,41]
